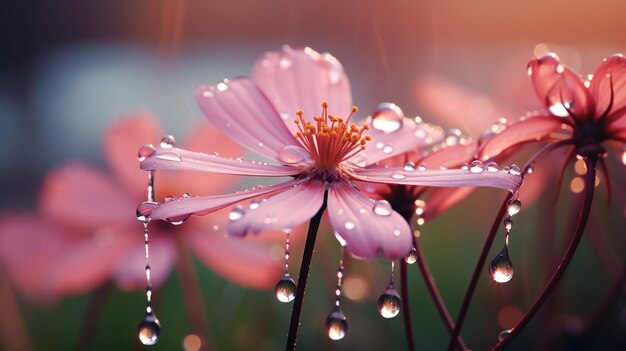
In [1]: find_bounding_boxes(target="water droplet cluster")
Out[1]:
[326,249,348,340]
[489,197,522,283]
[275,229,296,303]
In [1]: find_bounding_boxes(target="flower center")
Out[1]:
[294,102,371,170]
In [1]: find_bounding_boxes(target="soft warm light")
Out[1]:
[492,269,513,283]
[183,334,202,351]
[497,305,522,328]
[574,159,587,175]
[570,177,584,193]
[533,43,549,57]
[343,276,369,301]
[268,244,284,261]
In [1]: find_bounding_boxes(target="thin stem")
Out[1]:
[0,275,33,351]
[413,238,468,350]
[491,156,598,350]
[74,282,113,351]
[285,189,329,351]
[175,238,217,351]
[399,260,416,351]
[446,191,513,351]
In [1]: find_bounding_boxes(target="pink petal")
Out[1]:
[148,179,300,221]
[590,54,626,121]
[252,47,352,134]
[185,225,283,290]
[195,78,300,161]
[39,162,136,229]
[347,164,521,191]
[172,122,244,196]
[478,114,566,161]
[419,143,477,169]
[140,145,300,177]
[350,117,444,167]
[422,187,475,221]
[104,113,162,197]
[227,179,325,236]
[113,233,176,291]
[327,181,412,259]
[528,53,593,121]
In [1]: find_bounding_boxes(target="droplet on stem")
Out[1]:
[490,245,514,283]
[498,328,513,341]
[404,247,418,264]
[507,199,522,216]
[326,306,348,340]
[138,312,161,346]
[138,144,156,162]
[377,283,401,318]
[136,201,159,223]
[275,274,296,303]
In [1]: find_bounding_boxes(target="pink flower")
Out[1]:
[0,113,287,304]
[139,47,521,260]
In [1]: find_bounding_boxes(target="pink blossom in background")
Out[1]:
[0,113,289,304]
[139,47,521,260]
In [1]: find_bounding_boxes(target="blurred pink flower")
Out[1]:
[0,113,288,304]
[139,47,521,260]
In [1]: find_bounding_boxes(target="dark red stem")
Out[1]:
[399,260,416,351]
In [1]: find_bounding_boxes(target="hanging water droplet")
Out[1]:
[509,164,522,176]
[403,162,416,171]
[136,201,159,223]
[373,200,392,217]
[498,328,513,341]
[469,160,485,173]
[507,199,522,216]
[344,221,356,230]
[155,152,182,162]
[165,213,191,225]
[418,163,427,171]
[377,284,401,318]
[390,172,406,180]
[279,54,294,69]
[138,312,161,346]
[138,144,157,161]
[326,307,348,340]
[490,246,514,283]
[229,206,245,221]
[278,145,311,165]
[404,247,418,264]
[275,274,297,303]
[159,135,175,148]
[371,103,404,133]
[486,162,499,172]
[503,217,513,231]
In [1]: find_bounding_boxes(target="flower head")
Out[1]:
[140,47,521,260]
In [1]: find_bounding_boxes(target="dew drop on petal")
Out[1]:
[229,206,245,221]
[469,160,484,173]
[373,200,392,217]
[326,307,348,340]
[372,103,404,133]
[507,199,521,216]
[377,284,401,318]
[278,145,311,165]
[490,246,514,283]
[136,201,159,223]
[509,164,521,176]
[390,172,406,180]
[279,55,294,69]
[138,312,161,346]
[404,162,416,171]
[334,231,347,246]
[321,53,344,85]
[486,162,499,172]
[405,247,418,264]
[498,329,513,341]
[344,221,356,230]
[155,152,182,162]
[159,135,175,148]
[418,163,427,171]
[138,144,156,161]
[249,200,261,210]
[216,80,229,92]
[275,275,297,303]
[461,163,470,171]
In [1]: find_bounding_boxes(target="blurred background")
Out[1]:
[0,0,625,350]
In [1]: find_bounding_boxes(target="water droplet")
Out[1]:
[279,54,294,69]
[155,152,182,162]
[498,328,512,341]
[507,199,521,216]
[509,164,521,176]
[548,101,571,117]
[418,163,427,171]
[486,162,499,172]
[321,53,343,85]
[138,144,156,162]
[344,221,356,230]
[373,200,392,217]
[503,217,513,231]
[382,145,393,154]
[216,80,229,92]
[490,246,514,283]
[165,213,191,225]
[390,172,406,180]
[461,163,470,171]
[159,135,175,148]
[404,162,416,171]
[258,142,264,148]
[527,165,534,174]
[229,206,245,221]
[278,145,311,165]
[326,307,348,340]
[556,64,565,73]
[371,103,404,133]
[201,89,215,98]
[377,284,401,318]
[249,200,261,210]
[275,275,297,303]
[334,231,347,246]
[138,312,161,346]
[136,201,159,223]
[405,247,418,264]
[469,160,484,173]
